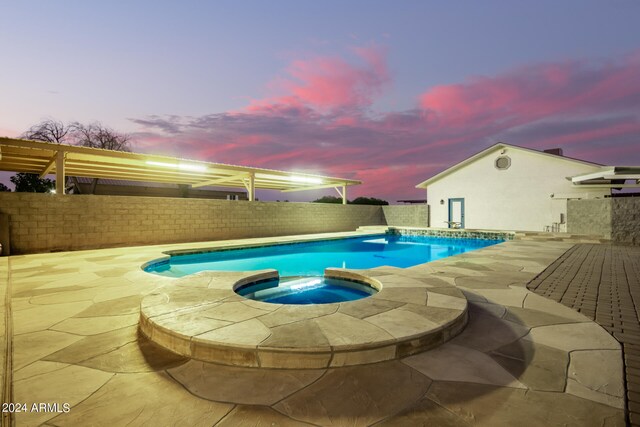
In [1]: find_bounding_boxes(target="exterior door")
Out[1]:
[448,198,465,229]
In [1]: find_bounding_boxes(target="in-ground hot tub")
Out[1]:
[139,268,469,369]
[235,275,379,305]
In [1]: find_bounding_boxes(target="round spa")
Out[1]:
[235,275,378,305]
[139,268,469,369]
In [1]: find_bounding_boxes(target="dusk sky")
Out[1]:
[1,1,639,202]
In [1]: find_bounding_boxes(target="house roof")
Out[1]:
[415,142,603,189]
[0,137,360,193]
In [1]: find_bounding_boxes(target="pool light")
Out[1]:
[290,278,323,290]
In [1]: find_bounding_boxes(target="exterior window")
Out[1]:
[495,156,511,170]
[226,194,240,201]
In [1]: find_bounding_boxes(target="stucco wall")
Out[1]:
[567,197,640,245]
[382,205,429,228]
[0,193,385,254]
[566,199,612,239]
[425,147,609,232]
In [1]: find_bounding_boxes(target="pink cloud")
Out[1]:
[248,45,390,113]
[420,53,640,131]
[130,49,640,202]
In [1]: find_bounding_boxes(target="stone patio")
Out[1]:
[0,231,629,426]
[528,243,640,426]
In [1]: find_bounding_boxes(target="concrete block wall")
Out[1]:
[382,204,429,228]
[0,193,385,254]
[611,198,640,246]
[567,199,612,239]
[568,197,640,245]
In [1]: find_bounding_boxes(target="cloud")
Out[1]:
[419,54,640,144]
[130,48,640,202]
[247,45,390,113]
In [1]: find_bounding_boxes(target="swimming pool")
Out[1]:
[144,234,503,277]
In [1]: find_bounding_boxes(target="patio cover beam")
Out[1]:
[242,173,255,201]
[191,172,249,189]
[39,154,57,178]
[572,184,640,188]
[55,151,65,195]
[335,185,347,204]
[280,182,357,193]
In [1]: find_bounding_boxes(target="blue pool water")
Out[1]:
[145,234,503,278]
[236,276,376,304]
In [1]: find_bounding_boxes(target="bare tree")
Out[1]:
[70,122,132,194]
[72,122,131,151]
[17,119,73,192]
[16,119,132,194]
[21,119,75,144]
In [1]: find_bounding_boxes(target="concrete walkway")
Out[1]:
[0,234,628,426]
[528,243,640,426]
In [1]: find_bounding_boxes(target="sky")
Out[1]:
[1,1,639,202]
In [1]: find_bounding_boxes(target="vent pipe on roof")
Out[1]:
[543,148,564,156]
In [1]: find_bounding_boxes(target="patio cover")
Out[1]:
[568,166,640,188]
[0,137,360,203]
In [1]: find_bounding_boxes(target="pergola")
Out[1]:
[0,137,360,203]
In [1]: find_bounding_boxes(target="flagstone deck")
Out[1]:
[0,232,629,426]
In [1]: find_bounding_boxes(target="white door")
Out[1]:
[448,198,465,228]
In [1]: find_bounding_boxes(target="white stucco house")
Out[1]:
[416,143,611,232]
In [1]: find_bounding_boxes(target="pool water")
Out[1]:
[235,276,377,305]
[145,234,503,277]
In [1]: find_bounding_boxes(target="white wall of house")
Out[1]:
[426,147,610,232]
